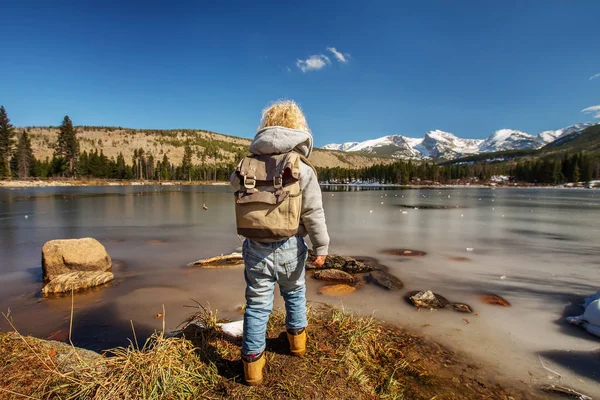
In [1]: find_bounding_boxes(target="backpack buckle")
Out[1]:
[273,175,283,189]
[243,176,256,189]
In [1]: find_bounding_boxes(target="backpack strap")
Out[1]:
[236,157,260,191]
[298,155,318,178]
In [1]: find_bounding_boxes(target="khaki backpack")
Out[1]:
[233,152,315,241]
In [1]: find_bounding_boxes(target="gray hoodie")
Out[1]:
[230,126,330,255]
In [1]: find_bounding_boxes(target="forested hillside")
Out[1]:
[0,104,393,180]
[23,126,392,175]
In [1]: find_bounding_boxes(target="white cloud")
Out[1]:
[296,54,331,72]
[590,72,600,80]
[295,47,350,72]
[581,105,600,119]
[327,47,349,63]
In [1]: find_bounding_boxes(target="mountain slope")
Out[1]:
[478,129,537,152]
[323,123,595,161]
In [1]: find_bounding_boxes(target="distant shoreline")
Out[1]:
[0,179,230,188]
[1,179,597,189]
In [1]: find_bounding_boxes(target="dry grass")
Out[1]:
[0,305,539,400]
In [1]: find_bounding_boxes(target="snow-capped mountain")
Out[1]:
[417,130,483,159]
[321,123,595,160]
[478,129,538,153]
[322,130,483,160]
[536,122,594,145]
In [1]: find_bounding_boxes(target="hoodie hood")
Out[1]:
[248,126,313,158]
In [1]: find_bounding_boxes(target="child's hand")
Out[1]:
[312,255,326,267]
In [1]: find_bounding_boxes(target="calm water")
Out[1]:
[1,185,599,393]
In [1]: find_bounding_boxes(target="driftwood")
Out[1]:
[190,253,244,268]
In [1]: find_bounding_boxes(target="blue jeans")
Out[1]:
[242,235,308,356]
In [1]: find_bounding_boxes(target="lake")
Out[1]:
[1,185,599,395]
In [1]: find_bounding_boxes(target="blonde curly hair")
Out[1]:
[259,100,310,132]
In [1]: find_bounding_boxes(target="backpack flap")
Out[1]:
[236,190,289,205]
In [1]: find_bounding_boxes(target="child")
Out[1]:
[230,100,329,385]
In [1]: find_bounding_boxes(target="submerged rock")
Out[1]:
[369,270,404,290]
[41,271,114,295]
[381,249,427,257]
[479,294,511,307]
[409,290,449,309]
[42,238,112,282]
[446,256,471,262]
[318,284,356,296]
[314,269,357,284]
[450,303,473,313]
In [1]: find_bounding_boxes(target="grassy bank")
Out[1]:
[0,305,540,399]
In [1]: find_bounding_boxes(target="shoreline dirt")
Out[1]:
[0,305,548,399]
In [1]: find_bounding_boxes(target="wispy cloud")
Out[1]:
[590,72,600,80]
[295,47,350,72]
[582,105,600,118]
[296,54,330,72]
[326,47,349,63]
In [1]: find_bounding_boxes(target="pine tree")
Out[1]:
[573,163,580,183]
[78,151,90,176]
[161,153,170,181]
[55,116,80,176]
[116,152,126,179]
[0,106,15,177]
[182,143,193,181]
[15,131,35,179]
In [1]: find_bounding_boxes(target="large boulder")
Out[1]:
[42,238,112,282]
[41,238,113,294]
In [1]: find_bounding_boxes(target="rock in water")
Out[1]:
[479,294,511,307]
[409,290,449,309]
[307,252,374,273]
[41,271,114,295]
[314,269,357,284]
[369,271,404,290]
[42,238,112,282]
[318,284,356,296]
[451,303,473,313]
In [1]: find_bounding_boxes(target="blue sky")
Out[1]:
[1,0,599,146]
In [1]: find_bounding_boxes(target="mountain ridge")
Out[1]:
[322,122,596,160]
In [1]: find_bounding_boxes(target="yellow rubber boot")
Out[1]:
[243,353,266,386]
[287,329,307,356]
